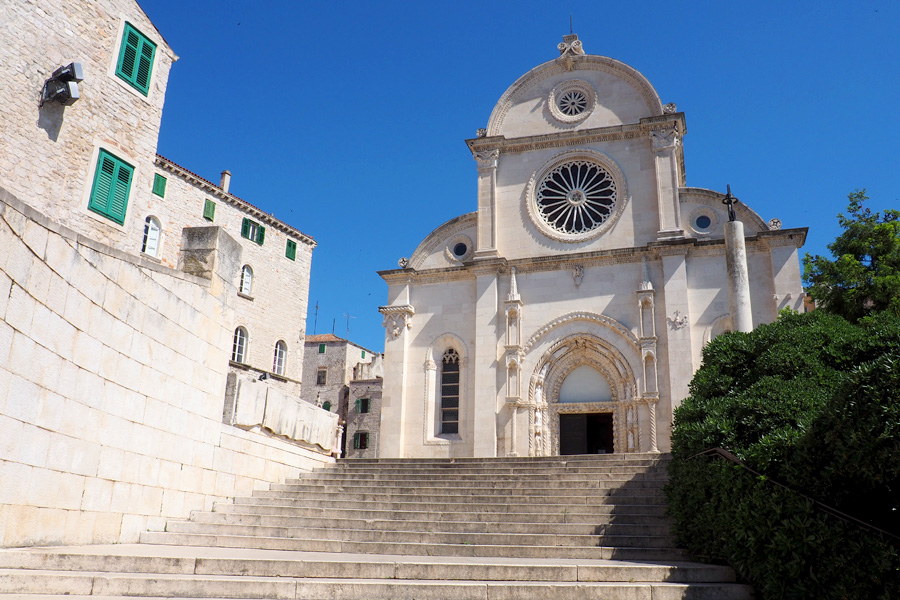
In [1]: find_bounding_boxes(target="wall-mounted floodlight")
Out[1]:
[40,62,83,107]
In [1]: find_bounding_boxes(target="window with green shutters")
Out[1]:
[88,149,133,225]
[203,199,216,221]
[353,432,369,450]
[286,239,297,260]
[152,173,166,197]
[318,343,326,354]
[116,22,156,96]
[355,398,370,414]
[240,218,265,244]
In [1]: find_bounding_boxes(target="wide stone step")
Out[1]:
[184,512,672,537]
[285,474,669,486]
[139,531,689,561]
[0,546,736,583]
[234,494,665,511]
[301,465,669,477]
[245,490,666,505]
[267,482,665,495]
[211,502,671,522]
[0,570,752,600]
[158,521,677,549]
[336,453,669,465]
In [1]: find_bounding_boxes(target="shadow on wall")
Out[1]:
[37,102,64,141]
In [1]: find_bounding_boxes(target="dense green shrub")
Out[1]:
[666,309,900,599]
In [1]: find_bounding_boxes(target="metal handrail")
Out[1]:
[689,447,899,541]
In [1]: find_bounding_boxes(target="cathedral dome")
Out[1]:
[485,35,664,138]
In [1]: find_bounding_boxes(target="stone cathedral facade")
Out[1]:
[378,35,807,458]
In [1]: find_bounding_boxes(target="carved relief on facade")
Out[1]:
[473,148,500,170]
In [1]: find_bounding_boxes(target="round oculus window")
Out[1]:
[452,242,468,257]
[536,160,617,235]
[548,80,596,124]
[695,215,712,229]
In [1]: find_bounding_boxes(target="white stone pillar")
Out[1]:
[725,221,753,333]
[377,304,415,457]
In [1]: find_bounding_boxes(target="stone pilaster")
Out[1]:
[472,267,500,456]
[473,149,500,259]
[650,127,684,240]
[377,303,415,457]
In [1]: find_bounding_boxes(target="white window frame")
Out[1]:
[232,327,248,363]
[273,341,287,376]
[239,265,253,296]
[141,215,161,257]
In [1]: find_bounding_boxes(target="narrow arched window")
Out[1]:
[141,216,161,257]
[440,348,460,434]
[239,265,253,295]
[232,327,248,363]
[273,340,287,375]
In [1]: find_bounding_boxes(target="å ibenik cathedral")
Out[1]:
[378,35,806,458]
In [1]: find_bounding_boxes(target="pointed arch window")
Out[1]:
[232,327,248,363]
[440,348,460,434]
[239,265,253,296]
[273,340,287,376]
[141,216,161,257]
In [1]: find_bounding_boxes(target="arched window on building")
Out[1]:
[239,265,253,295]
[141,216,161,257]
[440,348,460,434]
[273,340,287,376]
[232,327,248,363]
[322,401,331,412]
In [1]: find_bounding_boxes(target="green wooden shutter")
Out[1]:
[88,150,132,225]
[203,199,216,221]
[152,174,166,197]
[353,433,360,450]
[354,399,360,413]
[286,239,296,260]
[318,343,326,354]
[256,225,265,245]
[241,218,251,239]
[116,23,156,96]
[135,36,155,92]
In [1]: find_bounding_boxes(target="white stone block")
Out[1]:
[5,372,41,424]
[72,330,103,373]
[81,477,114,512]
[97,445,125,481]
[5,282,35,334]
[0,460,32,504]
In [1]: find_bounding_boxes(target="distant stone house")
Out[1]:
[301,334,382,455]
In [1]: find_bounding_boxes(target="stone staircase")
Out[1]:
[0,454,753,599]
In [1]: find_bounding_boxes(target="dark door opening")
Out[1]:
[559,412,614,455]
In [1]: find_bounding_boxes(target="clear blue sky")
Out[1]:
[139,0,900,353]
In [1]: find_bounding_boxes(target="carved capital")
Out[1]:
[650,126,680,151]
[474,148,500,170]
[379,304,415,340]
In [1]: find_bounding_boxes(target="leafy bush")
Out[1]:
[666,309,900,599]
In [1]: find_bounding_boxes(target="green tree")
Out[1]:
[803,190,900,322]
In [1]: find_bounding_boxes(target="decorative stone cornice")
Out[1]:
[473,148,500,170]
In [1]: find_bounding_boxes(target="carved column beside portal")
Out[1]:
[635,257,659,452]
[504,268,525,456]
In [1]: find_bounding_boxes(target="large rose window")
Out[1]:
[536,161,617,235]
[526,151,626,243]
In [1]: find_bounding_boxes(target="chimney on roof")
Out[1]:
[220,170,231,193]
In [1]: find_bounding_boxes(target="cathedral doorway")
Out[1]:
[559,412,614,455]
